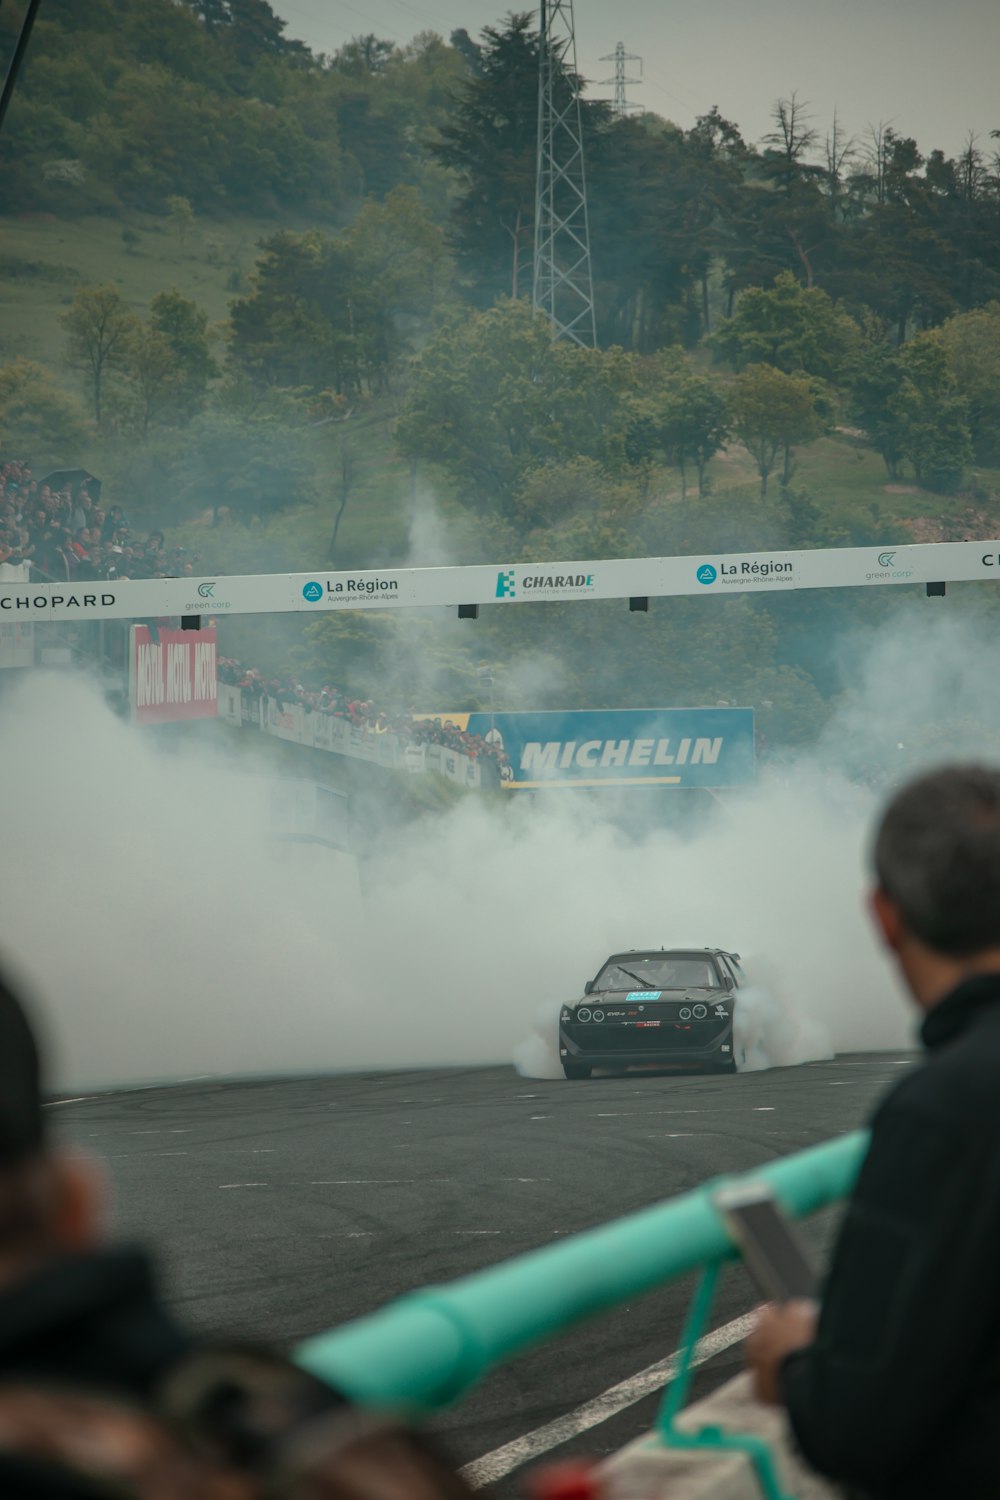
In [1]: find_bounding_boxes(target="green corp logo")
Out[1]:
[496,570,516,598]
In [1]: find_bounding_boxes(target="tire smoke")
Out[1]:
[7,603,998,1089]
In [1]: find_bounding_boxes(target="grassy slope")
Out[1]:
[4,210,998,575]
[0,211,294,370]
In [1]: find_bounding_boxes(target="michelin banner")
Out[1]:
[420,708,755,789]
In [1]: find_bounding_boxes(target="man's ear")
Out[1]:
[51,1150,108,1251]
[870,887,903,953]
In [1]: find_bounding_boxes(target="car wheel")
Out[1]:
[562,1061,592,1080]
[718,1041,746,1074]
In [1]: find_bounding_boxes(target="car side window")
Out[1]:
[724,955,746,986]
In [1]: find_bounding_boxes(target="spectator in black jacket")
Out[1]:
[746,764,1000,1500]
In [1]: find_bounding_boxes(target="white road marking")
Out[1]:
[455,1230,502,1235]
[461,1312,756,1487]
[219,1183,268,1189]
[530,1116,551,1121]
[158,1151,188,1156]
[752,1107,775,1112]
[42,1097,90,1107]
[309,1179,451,1185]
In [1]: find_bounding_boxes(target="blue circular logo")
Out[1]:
[302,581,324,602]
[696,564,717,586]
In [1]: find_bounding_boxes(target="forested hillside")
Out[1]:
[3,0,1000,750]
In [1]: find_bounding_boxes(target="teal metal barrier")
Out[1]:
[296,1129,868,1414]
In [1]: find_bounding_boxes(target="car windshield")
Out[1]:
[595,957,721,991]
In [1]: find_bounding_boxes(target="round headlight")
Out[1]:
[679,1007,692,1021]
[592,1009,605,1023]
[576,1007,592,1023]
[693,1003,708,1019]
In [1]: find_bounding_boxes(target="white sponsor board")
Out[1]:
[2,540,1000,622]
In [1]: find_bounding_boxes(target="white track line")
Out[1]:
[460,1312,755,1487]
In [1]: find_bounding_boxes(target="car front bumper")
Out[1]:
[559,1019,735,1069]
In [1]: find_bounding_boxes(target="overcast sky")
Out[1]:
[274,0,999,160]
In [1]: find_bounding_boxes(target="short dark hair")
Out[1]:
[874,765,1000,955]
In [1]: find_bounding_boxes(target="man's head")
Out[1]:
[0,966,104,1271]
[872,765,1000,1007]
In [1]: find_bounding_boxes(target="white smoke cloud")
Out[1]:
[7,602,998,1091]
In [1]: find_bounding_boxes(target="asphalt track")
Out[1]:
[48,1054,913,1494]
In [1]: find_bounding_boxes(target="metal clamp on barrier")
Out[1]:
[655,1260,793,1500]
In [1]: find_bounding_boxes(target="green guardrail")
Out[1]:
[296,1129,868,1415]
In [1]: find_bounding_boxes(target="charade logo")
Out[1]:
[877,551,896,568]
[197,581,216,598]
[302,581,324,602]
[696,564,717,585]
[496,570,516,598]
[521,573,594,592]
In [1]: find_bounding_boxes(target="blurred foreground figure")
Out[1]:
[746,765,1000,1499]
[0,966,473,1500]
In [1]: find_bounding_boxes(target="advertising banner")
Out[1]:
[417,708,755,789]
[8,538,1000,622]
[129,625,218,725]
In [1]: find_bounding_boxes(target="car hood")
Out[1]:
[577,987,725,1004]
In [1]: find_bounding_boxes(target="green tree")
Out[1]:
[60,285,140,426]
[116,328,179,435]
[937,302,1000,462]
[630,367,730,498]
[712,271,860,381]
[514,457,630,532]
[848,341,908,479]
[229,230,397,397]
[112,291,216,435]
[0,358,90,460]
[894,333,973,492]
[150,289,217,410]
[430,14,540,303]
[172,399,316,523]
[395,301,638,525]
[344,186,452,316]
[166,194,196,249]
[728,363,819,497]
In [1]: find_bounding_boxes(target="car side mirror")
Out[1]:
[584,979,594,994]
[723,974,734,990]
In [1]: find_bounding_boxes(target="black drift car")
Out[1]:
[559,949,746,1079]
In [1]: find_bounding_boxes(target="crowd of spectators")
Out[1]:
[217,657,512,780]
[5,453,504,783]
[0,461,200,583]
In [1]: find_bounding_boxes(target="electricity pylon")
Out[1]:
[599,41,643,121]
[532,0,596,347]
